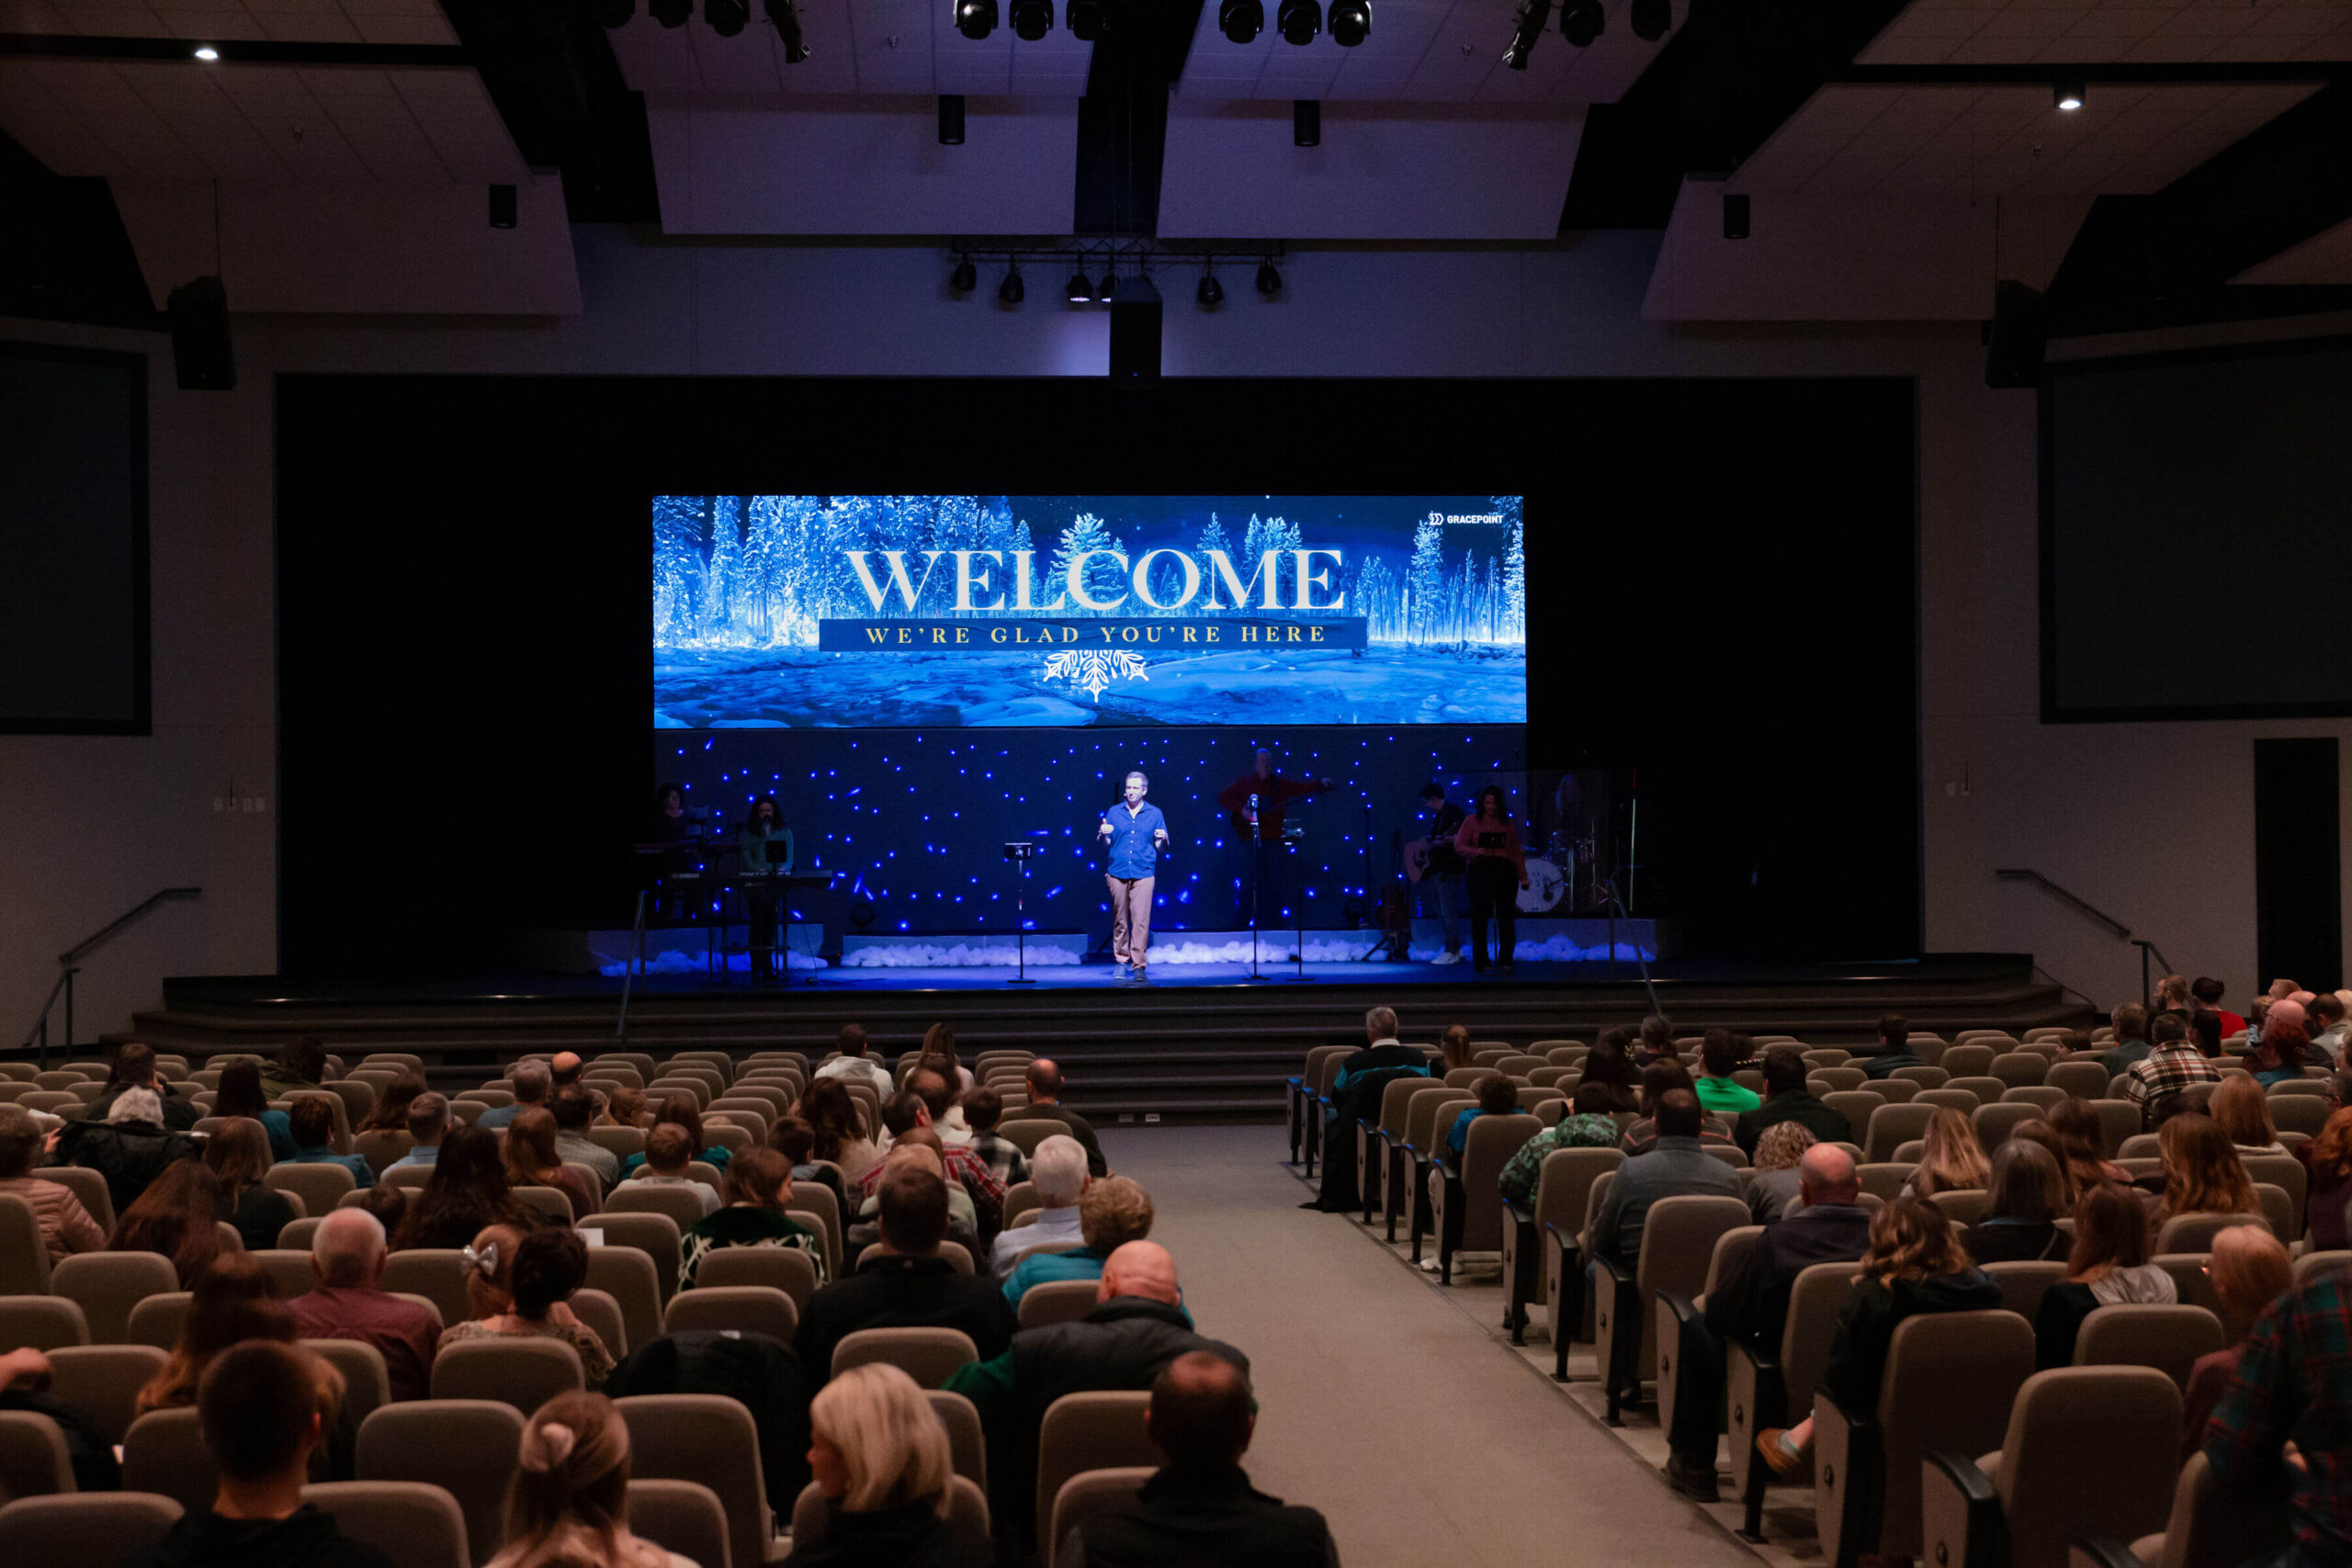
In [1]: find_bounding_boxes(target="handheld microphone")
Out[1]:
[1248,793,1259,812]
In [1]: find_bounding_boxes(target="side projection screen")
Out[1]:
[653,494,1526,728]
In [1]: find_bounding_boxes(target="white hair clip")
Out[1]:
[461,1240,500,1278]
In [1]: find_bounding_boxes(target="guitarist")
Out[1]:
[1412,782,1468,965]
[1215,749,1333,930]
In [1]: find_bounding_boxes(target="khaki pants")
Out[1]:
[1107,874,1156,969]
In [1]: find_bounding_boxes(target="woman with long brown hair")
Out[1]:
[202,1117,298,1253]
[110,1157,224,1287]
[2048,1095,2129,1192]
[803,1078,880,1186]
[1962,1137,2069,1263]
[2005,1118,2081,1209]
[137,1253,307,1413]
[2208,1075,2286,1155]
[2301,1105,2352,1251]
[2157,1112,2261,1222]
[2034,1181,2176,1368]
[211,1060,295,1160]
[1906,1108,1991,1197]
[438,1224,613,1390]
[487,1392,694,1568]
[1438,1025,1476,1075]
[393,1122,537,1250]
[356,1070,426,1134]
[916,1022,975,1093]
[502,1106,597,1222]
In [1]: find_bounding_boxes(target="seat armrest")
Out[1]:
[1922,1448,2006,1568]
[2069,1534,2147,1568]
[1657,1288,1704,1329]
[1506,1200,1534,1226]
[1593,1254,1634,1292]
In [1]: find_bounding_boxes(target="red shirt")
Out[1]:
[290,1284,443,1404]
[1216,772,1330,840]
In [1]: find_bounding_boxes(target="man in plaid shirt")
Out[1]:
[958,1084,1031,1190]
[2202,1257,2352,1568]
[859,1076,1007,1235]
[2125,1014,2223,1123]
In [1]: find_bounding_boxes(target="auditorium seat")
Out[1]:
[0,1295,88,1353]
[1809,1067,1868,1093]
[1727,1260,1864,1537]
[2048,1062,2112,1100]
[1404,1091,1476,1264]
[996,1119,1067,1159]
[2241,1156,2305,1236]
[1974,1103,2047,1148]
[357,1399,524,1566]
[1033,1390,1155,1551]
[2072,1303,2224,1393]
[1856,1163,1916,1204]
[582,1247,666,1349]
[586,1126,647,1162]
[0,1492,182,1568]
[353,1131,413,1176]
[302,1481,469,1568]
[1921,1367,2180,1568]
[567,1287,628,1360]
[788,1182,843,1278]
[582,1212,682,1301]
[854,1241,972,1274]
[2269,1096,2332,1137]
[121,1406,216,1513]
[691,1245,818,1311]
[45,1343,166,1444]
[1940,1044,1999,1078]
[628,1479,731,1568]
[1016,1279,1099,1331]
[1382,1085,1461,1246]
[1928,1189,1994,1227]
[2153,1213,2269,1255]
[382,1250,471,1327]
[618,1394,775,1568]
[429,1336,584,1411]
[53,1251,180,1345]
[1989,1052,2050,1088]
[1654,1224,1763,1435]
[2091,1101,2143,1157]
[35,1167,115,1234]
[1802,1049,1853,1070]
[664,1283,797,1341]
[1000,1181,1039,1232]
[2003,1086,2071,1114]
[1504,1147,1619,1351]
[1947,1077,2013,1107]
[1891,1065,1951,1090]
[2069,1451,2293,1568]
[792,1475,988,1559]
[1592,1193,1749,1424]
[1046,1468,1156,1568]
[278,1216,324,1250]
[0,1192,51,1295]
[831,1326,978,1389]
[1431,1111,1540,1286]
[1864,1102,1936,1162]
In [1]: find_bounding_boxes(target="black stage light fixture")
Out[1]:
[1294,98,1320,146]
[763,0,809,60]
[168,276,235,391]
[1629,0,1668,40]
[1068,0,1110,39]
[1000,265,1025,305]
[1723,192,1749,239]
[707,0,748,36]
[1559,0,1601,46]
[951,254,978,292]
[1501,0,1549,68]
[652,0,691,25]
[1010,0,1053,39]
[598,0,635,26]
[1985,279,2049,389]
[955,0,996,39]
[1329,0,1370,45]
[1068,269,1095,303]
[1219,0,1263,40]
[1256,258,1282,296]
[489,183,517,229]
[1109,276,1162,380]
[939,93,967,143]
[2054,74,2085,111]
[1277,0,1320,44]
[1197,268,1223,307]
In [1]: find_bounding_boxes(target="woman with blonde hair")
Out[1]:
[437,1224,614,1388]
[784,1362,983,1568]
[2157,1112,2261,1222]
[1746,1121,1818,1224]
[489,1391,694,1568]
[2208,1076,2286,1155]
[1905,1108,1991,1197]
[2179,1224,2293,1456]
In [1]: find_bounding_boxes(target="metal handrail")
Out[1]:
[1996,869,2171,1003]
[17,886,202,1062]
[60,886,203,966]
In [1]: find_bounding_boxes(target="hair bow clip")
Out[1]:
[462,1240,500,1277]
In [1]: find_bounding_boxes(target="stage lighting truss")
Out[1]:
[938,241,1288,310]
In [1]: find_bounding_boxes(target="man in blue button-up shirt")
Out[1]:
[1099,771,1170,985]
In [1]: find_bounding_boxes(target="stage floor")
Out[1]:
[685,957,1611,993]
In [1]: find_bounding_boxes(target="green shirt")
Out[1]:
[1695,1076,1762,1116]
[739,826,794,874]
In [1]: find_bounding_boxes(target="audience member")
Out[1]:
[796,1162,1015,1390]
[622,1123,720,1216]
[503,1105,599,1220]
[392,1122,537,1249]
[82,1043,201,1130]
[2004,1118,2081,1209]
[772,1113,849,1214]
[2187,1010,2224,1061]
[2190,976,2246,1039]
[1905,1108,1990,1197]
[280,1097,374,1189]
[481,1060,551,1132]
[1634,1015,1678,1065]
[212,1061,296,1160]
[57,1084,201,1217]
[1745,1122,1818,1224]
[807,1077,884,1187]
[1004,1175,1155,1306]
[2211,1075,2288,1155]
[354,1070,424,1134]
[112,1157,225,1287]
[1855,1013,1924,1080]
[619,1095,731,1179]
[906,1067,972,1151]
[1618,1061,1736,1155]
[785,1363,988,1568]
[1057,1351,1336,1568]
[488,1390,695,1568]
[1022,1059,1108,1178]
[1757,1196,1998,1477]
[0,1104,104,1262]
[382,1091,450,1173]
[1665,1145,1870,1499]
[1588,1089,1743,1272]
[548,1052,584,1093]
[2050,1096,2130,1192]
[957,1087,1030,1190]
[918,1021,978,1096]
[2250,1003,2316,1088]
[1446,1072,1519,1155]
[2301,1107,2352,1252]
[679,1145,827,1289]
[852,1128,989,1257]
[1694,1030,1761,1116]
[944,1241,1245,1551]
[990,1134,1089,1280]
[816,1024,896,1096]
[123,1340,389,1568]
[1576,1029,1643,1112]
[1963,1138,2069,1263]
[853,1111,1006,1239]
[2157,1112,2263,1223]
[439,1224,614,1389]
[1734,1046,1853,1156]
[2311,992,2349,1064]
[2154,973,2192,1019]
[1312,1006,1431,1212]
[2127,1013,2225,1121]
[137,1254,308,1416]
[204,1117,299,1252]
[2034,1183,2177,1369]
[1437,1025,1476,1075]
[2200,1250,2352,1568]
[2179,1224,2293,1458]
[257,1038,330,1102]
[602,1085,651,1130]
[2099,1003,2156,1075]
[1498,1081,1623,1205]
[289,1208,441,1403]
[550,1087,619,1189]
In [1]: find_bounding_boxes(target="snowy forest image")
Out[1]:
[653,494,1526,728]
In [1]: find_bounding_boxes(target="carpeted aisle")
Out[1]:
[1095,1125,1763,1568]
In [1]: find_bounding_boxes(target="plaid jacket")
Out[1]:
[966,1131,1030,1190]
[2202,1262,2352,1565]
[854,1141,1008,1231]
[2124,1043,2225,1110]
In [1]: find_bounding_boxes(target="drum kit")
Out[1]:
[1401,830,1582,913]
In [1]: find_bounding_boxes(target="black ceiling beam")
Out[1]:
[441,3,659,223]
[0,32,471,66]
[1074,0,1206,238]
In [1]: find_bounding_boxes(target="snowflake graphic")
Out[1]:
[1042,649,1150,702]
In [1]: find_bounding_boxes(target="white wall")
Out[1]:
[4,223,2343,1041]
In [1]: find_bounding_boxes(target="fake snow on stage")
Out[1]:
[842,942,1081,968]
[1406,937,1659,964]
[652,642,1525,729]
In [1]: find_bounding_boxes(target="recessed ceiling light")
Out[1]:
[192,45,220,61]
[2055,76,2086,111]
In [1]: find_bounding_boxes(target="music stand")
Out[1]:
[1002,841,1038,986]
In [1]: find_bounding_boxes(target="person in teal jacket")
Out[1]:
[739,795,794,984]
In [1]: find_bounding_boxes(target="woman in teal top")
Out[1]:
[740,795,793,984]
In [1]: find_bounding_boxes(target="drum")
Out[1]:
[1517,856,1566,913]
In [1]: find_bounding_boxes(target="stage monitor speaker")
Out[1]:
[1985,279,2047,389]
[167,276,235,391]
[1109,276,1161,380]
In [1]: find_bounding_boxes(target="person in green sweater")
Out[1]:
[1694,1030,1762,1118]
[739,795,794,984]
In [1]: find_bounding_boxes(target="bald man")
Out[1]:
[1023,1058,1107,1178]
[944,1241,1248,1551]
[1057,1350,1338,1568]
[1663,1143,1871,1500]
[287,1209,441,1403]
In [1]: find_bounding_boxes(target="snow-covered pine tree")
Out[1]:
[1500,505,1526,644]
[651,495,707,648]
[699,497,746,643]
[1046,512,1128,613]
[1403,514,1446,645]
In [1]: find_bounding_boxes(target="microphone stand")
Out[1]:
[1596,877,1659,1016]
[1242,794,1273,984]
[1008,848,1035,987]
[1283,829,1313,984]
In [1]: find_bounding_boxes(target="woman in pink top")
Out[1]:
[1454,785,1531,976]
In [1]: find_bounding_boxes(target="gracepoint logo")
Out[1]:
[1430,511,1505,526]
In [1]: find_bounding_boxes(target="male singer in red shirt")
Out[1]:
[1215,749,1333,931]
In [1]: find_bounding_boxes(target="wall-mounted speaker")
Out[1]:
[167,276,235,392]
[1109,276,1161,380]
[1985,280,2048,389]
